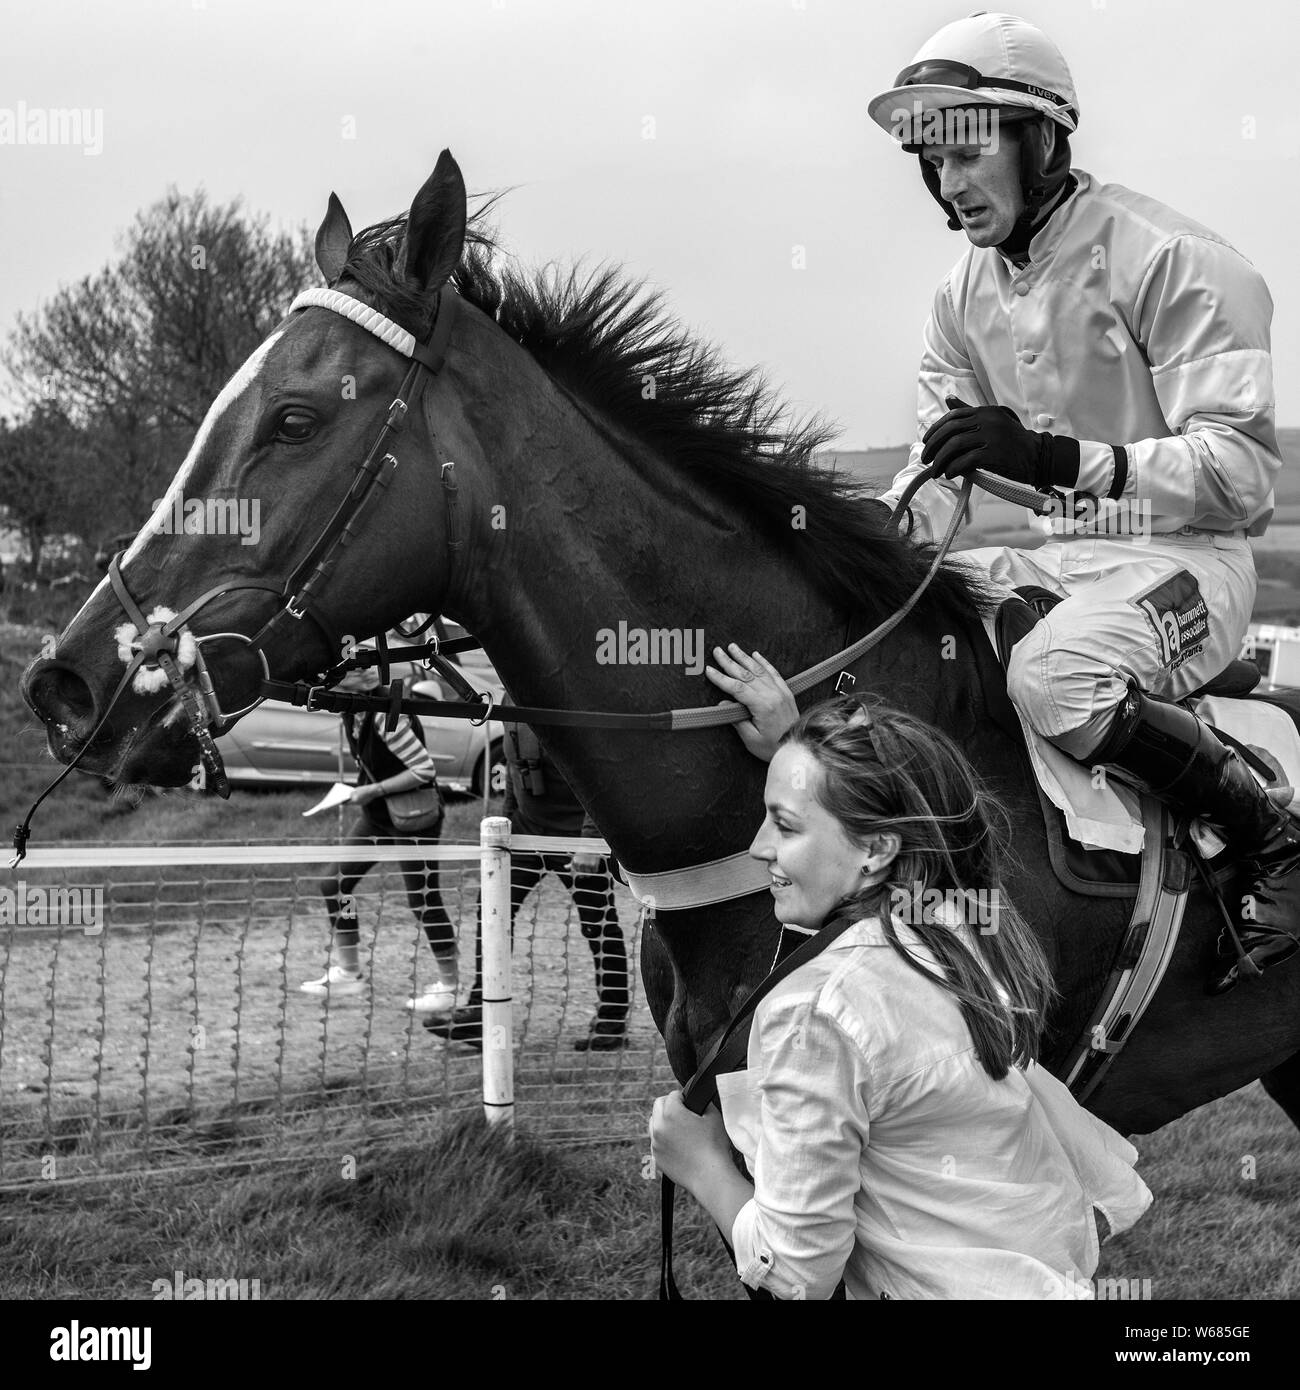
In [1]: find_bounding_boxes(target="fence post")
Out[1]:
[479,815,514,1132]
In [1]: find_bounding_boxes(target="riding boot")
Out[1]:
[1089,682,1300,993]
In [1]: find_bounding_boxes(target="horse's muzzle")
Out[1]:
[22,659,101,754]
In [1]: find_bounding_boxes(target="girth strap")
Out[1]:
[1060,805,1190,1101]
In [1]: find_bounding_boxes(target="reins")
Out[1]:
[258,460,1054,733]
[258,466,994,732]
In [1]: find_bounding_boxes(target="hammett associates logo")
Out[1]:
[595,621,706,675]
[0,881,103,934]
[50,1323,150,1370]
[149,491,261,545]
[1130,570,1209,673]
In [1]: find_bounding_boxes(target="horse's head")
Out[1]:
[22,151,476,790]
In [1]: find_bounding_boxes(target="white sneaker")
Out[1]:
[405,982,458,1015]
[300,966,365,997]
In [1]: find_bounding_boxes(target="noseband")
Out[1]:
[12,286,458,862]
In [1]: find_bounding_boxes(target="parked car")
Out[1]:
[216,627,506,796]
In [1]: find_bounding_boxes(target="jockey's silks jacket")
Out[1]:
[881,169,1282,542]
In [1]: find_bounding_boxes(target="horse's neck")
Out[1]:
[444,362,989,865]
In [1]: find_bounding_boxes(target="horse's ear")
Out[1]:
[404,149,467,291]
[315,192,353,286]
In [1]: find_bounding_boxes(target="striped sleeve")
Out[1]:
[382,718,439,782]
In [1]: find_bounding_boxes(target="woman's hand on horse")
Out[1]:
[705,645,798,762]
[650,1088,732,1188]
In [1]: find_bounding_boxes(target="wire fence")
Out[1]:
[0,830,674,1188]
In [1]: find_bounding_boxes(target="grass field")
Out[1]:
[0,1083,1294,1301]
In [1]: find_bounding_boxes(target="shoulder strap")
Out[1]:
[682,909,866,1114]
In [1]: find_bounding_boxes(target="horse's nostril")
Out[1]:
[27,663,99,740]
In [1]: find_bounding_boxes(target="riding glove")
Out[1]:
[921,396,1080,492]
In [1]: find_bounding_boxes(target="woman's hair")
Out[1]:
[780,693,1055,1079]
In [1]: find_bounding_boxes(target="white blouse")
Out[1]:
[716,913,1153,1300]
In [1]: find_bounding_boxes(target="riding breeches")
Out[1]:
[955,533,1257,761]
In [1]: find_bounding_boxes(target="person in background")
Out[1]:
[425,718,630,1051]
[301,655,460,1014]
[652,656,1152,1300]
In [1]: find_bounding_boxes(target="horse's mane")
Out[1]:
[340,206,996,627]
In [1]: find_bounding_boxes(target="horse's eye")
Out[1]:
[276,411,316,443]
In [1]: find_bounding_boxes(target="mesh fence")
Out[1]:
[0,837,675,1188]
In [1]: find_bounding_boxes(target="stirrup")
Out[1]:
[1183,829,1266,993]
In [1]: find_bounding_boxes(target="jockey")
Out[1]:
[865,11,1299,992]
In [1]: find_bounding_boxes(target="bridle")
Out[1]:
[12,285,459,862]
[106,284,460,729]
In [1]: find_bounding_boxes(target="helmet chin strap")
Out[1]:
[917,152,962,230]
[996,118,1074,260]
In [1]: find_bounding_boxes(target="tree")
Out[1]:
[0,404,91,575]
[3,188,318,547]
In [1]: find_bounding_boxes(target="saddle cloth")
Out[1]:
[983,610,1300,860]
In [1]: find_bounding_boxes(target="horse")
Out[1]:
[20,151,1300,1138]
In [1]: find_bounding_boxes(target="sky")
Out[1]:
[1,0,1298,448]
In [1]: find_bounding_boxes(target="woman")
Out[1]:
[300,657,460,1015]
[650,645,1151,1300]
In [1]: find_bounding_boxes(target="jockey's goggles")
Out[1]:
[894,59,1077,123]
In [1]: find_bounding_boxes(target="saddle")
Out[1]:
[980,587,1298,1100]
[989,587,1264,895]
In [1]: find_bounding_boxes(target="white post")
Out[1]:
[479,815,514,1132]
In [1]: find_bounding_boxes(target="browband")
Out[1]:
[289,285,456,375]
[289,287,417,355]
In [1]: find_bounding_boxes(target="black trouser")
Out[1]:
[468,851,629,1019]
[317,807,458,963]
